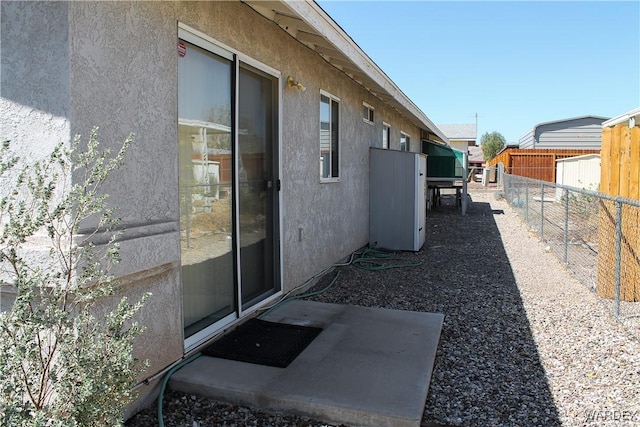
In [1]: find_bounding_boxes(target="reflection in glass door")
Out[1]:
[178,41,236,339]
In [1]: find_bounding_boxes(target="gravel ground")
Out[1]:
[127,185,640,427]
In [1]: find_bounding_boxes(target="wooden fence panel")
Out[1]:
[486,150,512,170]
[619,126,632,197]
[486,148,600,183]
[609,125,622,195]
[600,127,612,194]
[600,123,640,199]
[628,126,640,200]
[597,122,640,302]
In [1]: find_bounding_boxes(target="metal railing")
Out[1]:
[501,172,640,339]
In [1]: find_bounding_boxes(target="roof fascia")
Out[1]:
[555,153,601,163]
[602,107,640,127]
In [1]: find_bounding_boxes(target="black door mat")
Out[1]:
[201,318,322,368]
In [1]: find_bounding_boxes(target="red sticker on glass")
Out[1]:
[178,41,186,57]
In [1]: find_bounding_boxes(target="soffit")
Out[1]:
[241,0,448,144]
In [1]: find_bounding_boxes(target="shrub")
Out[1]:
[0,128,148,426]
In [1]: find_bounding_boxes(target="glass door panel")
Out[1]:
[238,64,279,308]
[178,41,236,338]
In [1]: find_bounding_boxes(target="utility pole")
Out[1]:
[470,113,481,146]
[474,112,478,144]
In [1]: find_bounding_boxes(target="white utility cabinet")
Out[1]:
[369,148,427,251]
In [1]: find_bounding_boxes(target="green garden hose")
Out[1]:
[258,270,342,319]
[351,246,422,270]
[157,352,202,427]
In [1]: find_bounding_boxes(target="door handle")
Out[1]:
[264,180,281,191]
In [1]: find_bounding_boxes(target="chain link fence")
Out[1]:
[501,172,640,339]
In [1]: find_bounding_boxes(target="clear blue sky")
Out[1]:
[316,1,640,144]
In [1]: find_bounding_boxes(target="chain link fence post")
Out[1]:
[614,200,622,318]
[564,188,569,264]
[540,182,545,239]
[525,184,529,223]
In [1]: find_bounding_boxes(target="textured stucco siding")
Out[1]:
[0,1,71,163]
[0,1,73,321]
[2,0,426,413]
[1,1,184,409]
[68,1,185,383]
[66,0,422,295]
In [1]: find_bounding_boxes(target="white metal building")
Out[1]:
[555,154,601,200]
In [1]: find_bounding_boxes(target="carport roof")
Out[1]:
[241,0,448,144]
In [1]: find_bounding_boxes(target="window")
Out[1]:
[362,102,374,124]
[320,91,340,180]
[382,122,390,149]
[400,132,410,151]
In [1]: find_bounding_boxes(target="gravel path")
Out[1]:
[127,186,639,427]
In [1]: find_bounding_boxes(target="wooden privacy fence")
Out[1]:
[597,122,640,302]
[486,148,600,183]
[600,123,640,198]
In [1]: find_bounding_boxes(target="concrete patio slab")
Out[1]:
[169,300,444,427]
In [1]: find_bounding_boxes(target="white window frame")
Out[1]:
[382,122,390,149]
[320,90,340,183]
[362,102,375,125]
[400,131,410,152]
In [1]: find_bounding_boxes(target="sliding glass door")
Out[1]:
[238,64,279,309]
[178,30,281,349]
[178,41,236,339]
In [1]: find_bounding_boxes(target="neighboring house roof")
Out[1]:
[532,115,609,129]
[242,0,449,144]
[467,145,484,163]
[437,123,477,141]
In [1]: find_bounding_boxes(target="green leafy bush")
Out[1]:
[480,131,506,161]
[0,128,148,426]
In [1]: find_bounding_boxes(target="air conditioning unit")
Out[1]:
[369,148,427,251]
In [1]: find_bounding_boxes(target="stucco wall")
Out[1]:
[3,0,425,413]
[1,1,71,164]
[66,0,422,293]
[0,1,73,318]
[69,1,185,382]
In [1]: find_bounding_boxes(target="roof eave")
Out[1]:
[241,0,449,144]
[602,107,640,128]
